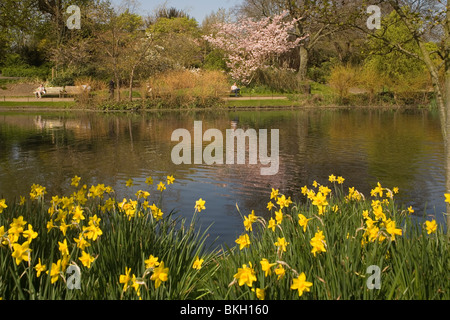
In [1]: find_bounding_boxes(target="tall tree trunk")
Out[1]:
[298,45,309,81]
[443,3,450,235]
[129,67,135,102]
[115,75,120,102]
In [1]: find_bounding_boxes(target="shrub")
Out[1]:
[145,69,229,108]
[252,67,303,93]
[1,65,50,80]
[327,64,358,104]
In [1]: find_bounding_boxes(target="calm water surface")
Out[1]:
[0,108,446,246]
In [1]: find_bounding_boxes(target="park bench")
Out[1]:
[230,89,242,97]
[61,86,84,97]
[33,86,64,98]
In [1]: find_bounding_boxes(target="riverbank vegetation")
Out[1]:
[0,176,448,300]
[0,1,444,110]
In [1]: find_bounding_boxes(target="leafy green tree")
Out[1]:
[149,17,202,69]
[363,10,432,94]
[363,0,449,232]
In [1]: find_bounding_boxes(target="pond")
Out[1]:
[0,108,446,246]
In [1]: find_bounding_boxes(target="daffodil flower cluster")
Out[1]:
[0,216,37,265]
[230,174,445,300]
[358,183,404,245]
[119,254,170,298]
[0,174,176,289]
[232,187,316,300]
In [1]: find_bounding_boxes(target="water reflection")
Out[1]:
[0,109,446,246]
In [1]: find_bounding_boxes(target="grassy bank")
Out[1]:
[0,175,448,300]
[0,76,437,111]
[0,101,76,109]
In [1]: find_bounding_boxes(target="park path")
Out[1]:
[223,96,288,101]
[0,97,75,102]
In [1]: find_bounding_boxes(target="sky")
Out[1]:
[114,0,241,23]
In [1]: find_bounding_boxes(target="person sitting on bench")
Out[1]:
[34,84,46,99]
[231,83,240,97]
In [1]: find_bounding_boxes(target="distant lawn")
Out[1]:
[225,98,302,108]
[0,101,76,108]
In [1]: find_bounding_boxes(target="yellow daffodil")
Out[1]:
[243,216,253,232]
[145,176,153,185]
[12,241,31,265]
[255,288,265,300]
[274,264,285,280]
[267,218,276,232]
[407,206,415,214]
[260,258,276,277]
[244,211,257,231]
[82,217,103,241]
[79,251,95,268]
[373,205,386,221]
[385,219,402,241]
[151,207,164,221]
[74,234,90,250]
[47,259,62,284]
[298,214,312,232]
[301,185,308,195]
[267,201,274,211]
[59,220,69,236]
[119,267,133,292]
[195,198,206,213]
[72,206,85,223]
[34,258,46,277]
[307,189,316,200]
[0,199,7,214]
[150,261,169,289]
[445,193,450,203]
[319,185,331,196]
[8,218,25,243]
[233,262,257,287]
[58,239,69,257]
[11,216,27,228]
[275,209,283,225]
[126,179,134,187]
[135,190,150,200]
[46,220,54,233]
[270,188,279,200]
[71,175,81,187]
[276,195,291,209]
[425,220,437,234]
[312,192,328,215]
[337,176,345,185]
[145,255,160,269]
[362,210,369,219]
[310,230,326,257]
[235,234,251,250]
[329,174,336,183]
[167,175,175,185]
[30,184,46,200]
[291,272,313,297]
[157,182,166,192]
[23,224,38,242]
[274,237,289,252]
[365,224,380,243]
[88,184,106,199]
[192,256,204,270]
[370,182,383,198]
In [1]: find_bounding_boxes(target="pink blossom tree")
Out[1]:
[203,11,308,85]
